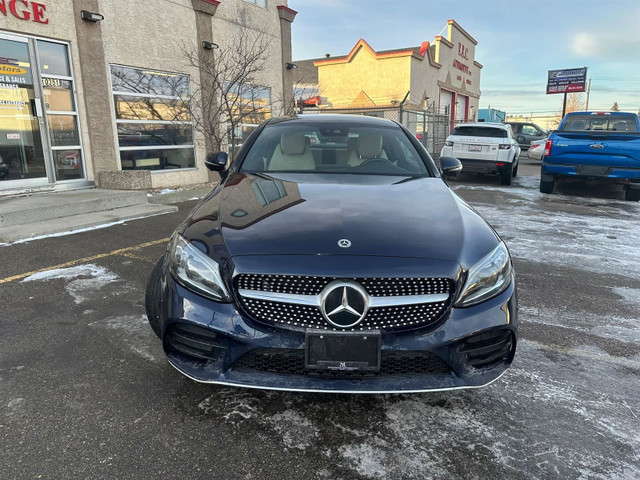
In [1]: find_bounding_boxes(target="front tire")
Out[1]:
[540,173,555,194]
[625,185,640,201]
[500,164,513,185]
[145,257,164,338]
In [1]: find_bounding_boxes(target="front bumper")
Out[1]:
[152,258,518,393]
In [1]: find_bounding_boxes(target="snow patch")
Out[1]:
[612,287,640,308]
[22,264,118,304]
[267,410,319,450]
[452,180,640,279]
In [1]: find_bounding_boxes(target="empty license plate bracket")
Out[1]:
[305,331,381,372]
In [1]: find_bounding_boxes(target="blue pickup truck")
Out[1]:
[540,111,640,201]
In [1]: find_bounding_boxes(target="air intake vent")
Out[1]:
[165,323,224,360]
[233,349,452,378]
[460,330,514,369]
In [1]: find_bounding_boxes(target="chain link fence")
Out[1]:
[300,106,450,165]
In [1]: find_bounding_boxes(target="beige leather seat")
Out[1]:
[269,133,315,171]
[347,133,386,167]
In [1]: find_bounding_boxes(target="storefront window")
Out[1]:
[110,65,195,171]
[224,82,271,157]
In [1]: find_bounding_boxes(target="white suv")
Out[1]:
[440,123,521,185]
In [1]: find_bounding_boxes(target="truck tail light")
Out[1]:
[498,144,511,150]
[543,139,552,157]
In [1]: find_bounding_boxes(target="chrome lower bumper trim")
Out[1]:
[167,358,508,394]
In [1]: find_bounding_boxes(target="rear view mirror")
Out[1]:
[440,156,462,177]
[205,152,228,171]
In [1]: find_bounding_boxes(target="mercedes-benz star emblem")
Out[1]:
[320,281,370,328]
[338,239,351,248]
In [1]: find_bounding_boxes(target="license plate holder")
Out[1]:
[468,144,482,152]
[305,331,381,372]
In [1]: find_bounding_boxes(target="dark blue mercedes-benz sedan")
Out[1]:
[146,115,517,393]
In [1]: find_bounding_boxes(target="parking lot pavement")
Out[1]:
[1,166,639,479]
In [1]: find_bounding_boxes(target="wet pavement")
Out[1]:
[1,158,639,479]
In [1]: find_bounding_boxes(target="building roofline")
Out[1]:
[447,19,478,45]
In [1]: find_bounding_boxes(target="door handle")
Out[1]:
[34,98,43,118]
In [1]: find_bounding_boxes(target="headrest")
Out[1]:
[571,120,585,130]
[614,122,628,132]
[280,133,308,155]
[357,133,383,158]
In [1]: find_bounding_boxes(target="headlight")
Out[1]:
[455,242,512,307]
[169,234,231,302]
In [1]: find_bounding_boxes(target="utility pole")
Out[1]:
[561,92,567,118]
[585,77,592,111]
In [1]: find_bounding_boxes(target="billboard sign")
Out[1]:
[547,67,587,94]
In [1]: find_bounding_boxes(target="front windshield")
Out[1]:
[240,120,431,176]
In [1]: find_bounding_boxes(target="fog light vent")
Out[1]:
[165,323,224,360]
[460,330,514,369]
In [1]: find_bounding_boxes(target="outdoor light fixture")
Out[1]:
[202,41,219,50]
[81,10,104,22]
[285,62,298,70]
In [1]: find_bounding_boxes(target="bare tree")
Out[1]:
[611,102,620,111]
[183,27,271,159]
[553,93,586,126]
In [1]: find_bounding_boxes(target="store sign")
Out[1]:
[0,0,49,24]
[547,67,587,94]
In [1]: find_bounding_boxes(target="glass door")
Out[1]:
[0,33,50,188]
[36,39,85,181]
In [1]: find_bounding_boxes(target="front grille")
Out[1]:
[460,330,514,369]
[236,274,454,332]
[233,349,452,378]
[236,274,452,297]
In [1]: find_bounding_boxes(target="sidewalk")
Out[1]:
[0,188,178,244]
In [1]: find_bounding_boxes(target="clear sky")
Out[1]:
[289,0,640,116]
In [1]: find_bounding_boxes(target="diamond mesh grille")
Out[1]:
[236,274,454,332]
[236,275,452,297]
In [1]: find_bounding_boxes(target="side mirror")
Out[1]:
[204,152,228,172]
[440,156,462,177]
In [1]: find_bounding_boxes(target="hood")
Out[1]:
[182,173,499,267]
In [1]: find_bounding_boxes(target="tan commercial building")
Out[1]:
[0,0,296,194]
[296,20,482,128]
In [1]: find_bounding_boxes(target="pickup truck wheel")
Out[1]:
[500,165,513,185]
[540,175,555,194]
[625,185,640,201]
[145,257,164,339]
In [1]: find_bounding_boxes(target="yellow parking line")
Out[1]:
[118,251,154,263]
[0,237,170,285]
